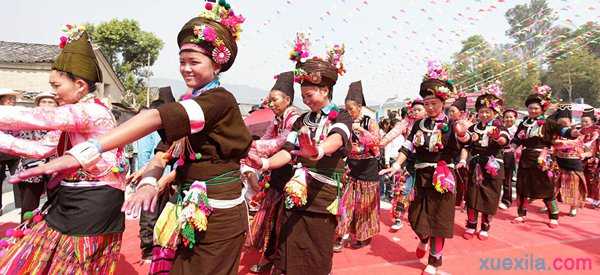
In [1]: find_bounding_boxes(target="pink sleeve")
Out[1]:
[0,131,56,159]
[380,121,405,146]
[0,103,112,133]
[253,111,300,157]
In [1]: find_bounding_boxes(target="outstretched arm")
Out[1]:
[0,131,59,159]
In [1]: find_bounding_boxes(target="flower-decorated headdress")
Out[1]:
[402,97,424,119]
[476,80,504,113]
[53,24,102,83]
[420,60,455,101]
[177,0,245,72]
[550,103,572,120]
[525,84,553,111]
[290,33,345,89]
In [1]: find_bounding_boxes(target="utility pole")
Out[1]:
[146,55,151,108]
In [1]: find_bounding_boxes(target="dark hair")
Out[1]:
[379,118,391,132]
[390,118,401,128]
[59,71,97,93]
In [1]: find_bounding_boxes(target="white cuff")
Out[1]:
[138,177,158,190]
[240,164,257,174]
[331,123,351,141]
[179,100,205,134]
[315,145,325,160]
[66,141,101,171]
[392,162,401,170]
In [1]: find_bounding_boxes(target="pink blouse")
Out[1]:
[0,95,124,190]
[253,106,300,157]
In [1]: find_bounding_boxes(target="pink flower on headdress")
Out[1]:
[484,80,503,98]
[327,44,346,76]
[212,45,231,64]
[533,84,552,97]
[59,36,68,49]
[203,26,217,42]
[290,33,311,62]
[426,60,449,81]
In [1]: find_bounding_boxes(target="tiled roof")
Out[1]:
[0,41,60,63]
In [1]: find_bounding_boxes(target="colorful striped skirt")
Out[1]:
[0,221,122,275]
[246,188,284,254]
[555,169,587,208]
[336,177,380,241]
[584,158,599,200]
[391,171,415,219]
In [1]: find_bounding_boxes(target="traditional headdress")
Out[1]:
[289,33,345,88]
[345,81,366,106]
[525,84,553,111]
[476,81,504,113]
[419,60,455,101]
[271,71,295,101]
[177,0,244,72]
[54,24,102,83]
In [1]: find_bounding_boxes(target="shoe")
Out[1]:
[498,203,508,210]
[422,265,437,275]
[351,239,371,249]
[333,237,347,253]
[539,207,548,213]
[548,219,559,229]
[463,228,475,240]
[250,262,273,274]
[390,219,403,231]
[250,259,273,273]
[592,200,600,209]
[511,216,526,224]
[569,208,577,217]
[416,242,428,259]
[478,231,489,240]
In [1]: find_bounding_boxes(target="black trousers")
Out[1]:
[17,181,45,222]
[139,190,170,256]
[0,159,19,209]
[502,151,515,206]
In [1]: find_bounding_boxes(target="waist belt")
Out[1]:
[61,180,111,187]
[414,162,455,169]
[306,169,339,187]
[208,188,246,209]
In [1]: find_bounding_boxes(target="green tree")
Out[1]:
[543,48,600,106]
[451,35,492,89]
[505,0,557,59]
[502,60,541,108]
[85,19,163,107]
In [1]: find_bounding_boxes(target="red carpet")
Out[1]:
[116,200,600,274]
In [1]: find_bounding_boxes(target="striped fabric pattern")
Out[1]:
[0,221,122,275]
[336,177,380,241]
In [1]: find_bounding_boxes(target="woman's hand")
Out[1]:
[297,129,318,158]
[126,165,147,185]
[10,155,80,186]
[244,153,264,170]
[121,185,159,216]
[379,163,400,177]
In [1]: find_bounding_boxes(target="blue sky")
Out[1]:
[2,0,598,105]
